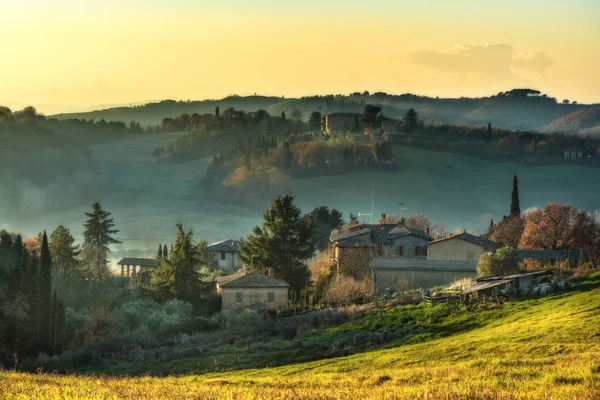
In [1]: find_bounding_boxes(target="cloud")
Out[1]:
[406,43,553,82]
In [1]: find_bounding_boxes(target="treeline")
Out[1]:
[0,231,66,366]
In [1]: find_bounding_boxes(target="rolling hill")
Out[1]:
[540,106,600,134]
[2,272,599,399]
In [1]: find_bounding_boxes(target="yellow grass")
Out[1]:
[2,273,600,399]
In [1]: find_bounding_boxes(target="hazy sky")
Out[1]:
[2,0,599,112]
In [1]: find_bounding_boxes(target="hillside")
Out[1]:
[2,272,599,399]
[540,106,600,133]
[50,90,599,131]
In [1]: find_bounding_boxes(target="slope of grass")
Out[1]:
[2,272,599,399]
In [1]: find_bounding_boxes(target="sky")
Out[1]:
[1,0,599,113]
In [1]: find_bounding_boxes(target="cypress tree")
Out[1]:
[38,231,52,354]
[215,106,220,118]
[49,290,57,355]
[281,111,286,121]
[55,300,65,355]
[163,244,168,259]
[487,122,492,142]
[158,243,163,258]
[510,174,521,218]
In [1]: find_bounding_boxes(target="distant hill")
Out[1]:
[50,89,600,132]
[540,106,600,133]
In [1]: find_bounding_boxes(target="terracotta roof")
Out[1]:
[371,258,478,272]
[427,232,497,248]
[207,239,240,252]
[216,271,290,288]
[389,226,433,241]
[117,258,157,267]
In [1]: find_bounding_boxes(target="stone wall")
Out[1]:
[221,287,289,310]
[427,238,486,261]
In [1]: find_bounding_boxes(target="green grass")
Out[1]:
[2,272,599,399]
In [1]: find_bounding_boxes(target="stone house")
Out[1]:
[322,113,362,136]
[207,239,242,273]
[215,269,290,311]
[330,224,433,274]
[426,232,497,261]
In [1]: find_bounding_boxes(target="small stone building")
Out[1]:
[215,270,290,311]
[207,239,243,273]
[322,113,361,136]
[117,257,157,282]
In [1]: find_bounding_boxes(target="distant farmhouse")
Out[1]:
[207,239,242,273]
[564,147,583,160]
[322,113,361,136]
[215,269,290,311]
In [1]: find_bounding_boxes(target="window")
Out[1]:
[235,292,243,304]
[267,292,275,303]
[398,246,404,256]
[220,252,226,260]
[415,246,420,256]
[423,246,428,257]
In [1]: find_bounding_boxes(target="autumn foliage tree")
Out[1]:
[519,203,597,252]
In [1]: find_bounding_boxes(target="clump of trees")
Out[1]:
[476,247,520,277]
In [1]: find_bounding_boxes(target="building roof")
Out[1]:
[477,270,554,283]
[516,249,589,261]
[371,258,478,272]
[216,271,290,288]
[427,232,497,248]
[462,280,513,295]
[336,235,373,248]
[330,228,371,243]
[117,258,158,267]
[207,239,241,253]
[389,226,433,241]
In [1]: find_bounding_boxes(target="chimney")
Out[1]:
[267,267,275,277]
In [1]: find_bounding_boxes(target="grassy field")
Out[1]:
[2,272,599,399]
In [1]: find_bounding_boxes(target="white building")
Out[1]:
[564,147,583,160]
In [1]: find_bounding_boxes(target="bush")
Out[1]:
[323,275,372,305]
[477,246,520,277]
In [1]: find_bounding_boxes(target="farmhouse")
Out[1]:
[371,258,478,290]
[330,224,433,272]
[117,258,157,282]
[207,239,242,273]
[564,147,583,160]
[322,113,361,136]
[215,269,290,311]
[426,232,497,261]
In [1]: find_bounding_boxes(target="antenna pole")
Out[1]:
[371,182,374,224]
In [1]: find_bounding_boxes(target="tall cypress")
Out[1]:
[510,174,521,218]
[158,243,163,258]
[38,231,52,354]
[55,300,65,355]
[49,290,57,355]
[487,122,492,142]
[163,244,168,259]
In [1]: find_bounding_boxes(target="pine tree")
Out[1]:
[150,224,210,305]
[403,108,418,133]
[510,174,521,218]
[82,202,121,280]
[38,231,52,354]
[328,209,344,228]
[239,195,315,299]
[49,225,80,275]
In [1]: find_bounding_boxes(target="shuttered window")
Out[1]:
[415,246,419,256]
[235,292,243,304]
[267,292,275,303]
[398,246,404,256]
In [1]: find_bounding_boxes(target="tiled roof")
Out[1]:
[207,239,241,252]
[371,229,391,244]
[371,258,478,272]
[216,271,290,288]
[389,226,433,241]
[117,258,157,267]
[330,228,371,243]
[462,280,513,295]
[428,232,497,248]
[336,235,372,248]
[516,249,589,260]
